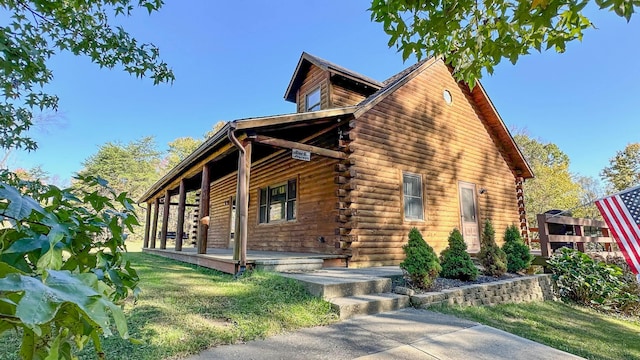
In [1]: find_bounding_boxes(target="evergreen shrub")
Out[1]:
[440,228,478,281]
[478,219,507,276]
[400,228,441,289]
[502,224,533,273]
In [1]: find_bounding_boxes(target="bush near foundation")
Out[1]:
[400,228,441,289]
[548,248,640,316]
[478,220,507,276]
[440,228,478,281]
[502,224,533,273]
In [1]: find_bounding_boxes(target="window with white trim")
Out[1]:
[259,179,297,223]
[305,87,321,112]
[403,173,424,221]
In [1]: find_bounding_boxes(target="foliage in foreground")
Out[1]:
[370,0,639,87]
[1,0,174,151]
[400,228,441,289]
[440,228,478,281]
[0,172,139,359]
[431,301,640,360]
[1,252,338,360]
[478,220,507,277]
[548,248,640,316]
[502,224,533,273]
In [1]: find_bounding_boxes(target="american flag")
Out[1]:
[595,185,640,276]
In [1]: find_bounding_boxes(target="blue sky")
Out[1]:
[10,1,640,187]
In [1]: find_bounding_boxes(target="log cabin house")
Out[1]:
[139,52,534,274]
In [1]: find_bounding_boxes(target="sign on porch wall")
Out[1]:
[292,149,311,161]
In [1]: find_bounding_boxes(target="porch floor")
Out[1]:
[142,247,349,274]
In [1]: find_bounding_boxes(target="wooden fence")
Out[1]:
[534,213,618,258]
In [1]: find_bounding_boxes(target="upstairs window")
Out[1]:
[305,87,321,112]
[259,179,297,223]
[403,173,424,221]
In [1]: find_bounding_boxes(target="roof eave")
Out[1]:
[138,122,232,203]
[472,81,534,179]
[138,107,357,203]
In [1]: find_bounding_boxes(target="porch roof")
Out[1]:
[138,107,356,203]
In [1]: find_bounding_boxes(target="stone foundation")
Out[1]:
[403,274,554,308]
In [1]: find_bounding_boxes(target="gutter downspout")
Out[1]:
[228,123,248,276]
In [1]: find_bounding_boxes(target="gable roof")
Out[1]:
[284,52,383,102]
[354,56,533,180]
[140,53,533,203]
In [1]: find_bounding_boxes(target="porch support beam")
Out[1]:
[253,135,347,160]
[197,164,210,254]
[150,198,160,249]
[240,140,252,267]
[229,127,251,269]
[160,190,170,249]
[175,179,186,252]
[143,202,152,248]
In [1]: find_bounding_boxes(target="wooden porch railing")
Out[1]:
[535,213,617,258]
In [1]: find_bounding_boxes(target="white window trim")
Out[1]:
[403,172,425,221]
[305,87,321,112]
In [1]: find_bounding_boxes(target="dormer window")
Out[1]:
[305,87,321,112]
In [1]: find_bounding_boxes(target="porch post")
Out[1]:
[175,179,186,251]
[197,164,210,254]
[143,202,151,248]
[160,189,170,249]
[240,140,252,267]
[150,198,160,248]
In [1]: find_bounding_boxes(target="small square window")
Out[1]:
[403,173,424,221]
[258,179,297,224]
[305,88,321,112]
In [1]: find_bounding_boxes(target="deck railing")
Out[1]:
[535,213,617,258]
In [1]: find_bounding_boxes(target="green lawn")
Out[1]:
[431,301,640,360]
[0,251,338,359]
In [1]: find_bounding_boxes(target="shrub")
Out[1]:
[502,224,533,273]
[478,220,507,276]
[547,248,640,316]
[440,228,478,281]
[400,228,441,289]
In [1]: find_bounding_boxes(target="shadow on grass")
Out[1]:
[432,301,640,360]
[0,252,338,360]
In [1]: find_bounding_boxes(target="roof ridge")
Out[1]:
[302,52,384,88]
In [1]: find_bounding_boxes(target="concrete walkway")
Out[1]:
[187,308,583,360]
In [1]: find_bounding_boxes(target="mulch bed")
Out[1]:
[396,272,524,293]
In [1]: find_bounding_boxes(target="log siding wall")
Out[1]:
[207,138,341,254]
[348,60,520,267]
[296,66,329,113]
[331,83,367,108]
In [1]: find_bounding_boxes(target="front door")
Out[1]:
[458,181,480,253]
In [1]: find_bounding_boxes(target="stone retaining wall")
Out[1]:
[399,274,554,308]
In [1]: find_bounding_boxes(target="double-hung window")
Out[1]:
[403,173,424,221]
[259,179,297,223]
[305,87,321,112]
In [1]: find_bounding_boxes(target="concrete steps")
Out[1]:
[281,266,409,319]
[330,293,410,319]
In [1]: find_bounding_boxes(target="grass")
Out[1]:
[0,249,338,359]
[431,301,640,360]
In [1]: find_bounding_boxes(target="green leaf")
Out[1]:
[4,235,49,255]
[0,270,128,337]
[0,183,44,220]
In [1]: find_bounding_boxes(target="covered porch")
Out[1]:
[143,247,349,274]
[138,108,356,274]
